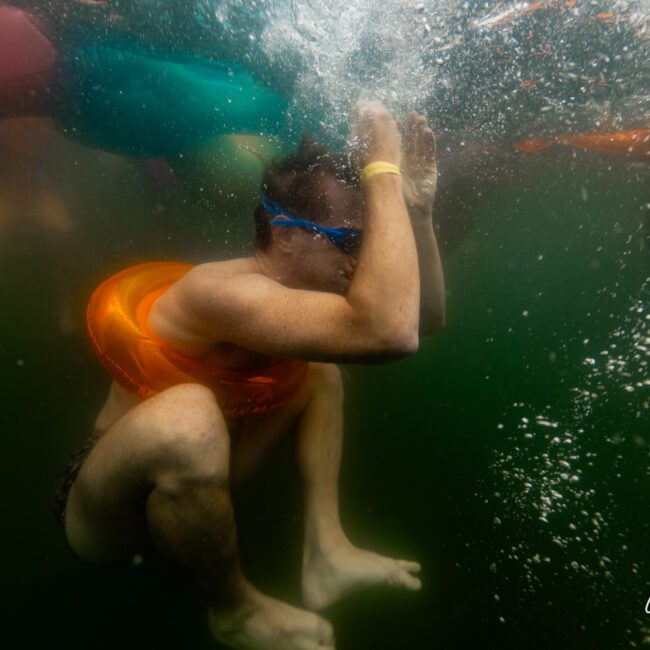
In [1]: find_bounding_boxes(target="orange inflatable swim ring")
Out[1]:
[87,262,308,417]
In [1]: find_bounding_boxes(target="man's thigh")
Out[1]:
[64,366,342,561]
[65,383,226,563]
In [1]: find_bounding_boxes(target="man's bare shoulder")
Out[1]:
[188,257,262,282]
[177,257,277,310]
[148,256,271,354]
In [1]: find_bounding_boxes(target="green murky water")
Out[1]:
[1,1,648,648]
[1,147,647,648]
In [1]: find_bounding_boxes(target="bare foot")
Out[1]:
[302,539,422,611]
[209,586,335,650]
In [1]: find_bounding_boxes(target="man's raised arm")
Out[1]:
[157,102,421,363]
[342,101,421,351]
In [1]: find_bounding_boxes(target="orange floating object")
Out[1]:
[87,262,309,417]
[513,130,650,160]
[513,138,554,153]
[473,1,579,29]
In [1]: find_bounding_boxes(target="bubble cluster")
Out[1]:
[257,0,650,140]
[489,279,649,645]
[32,1,650,143]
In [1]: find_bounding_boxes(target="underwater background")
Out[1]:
[0,1,648,648]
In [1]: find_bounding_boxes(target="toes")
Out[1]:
[397,559,422,573]
[297,614,335,650]
[391,569,422,591]
[316,618,335,648]
[388,560,423,591]
[403,573,422,591]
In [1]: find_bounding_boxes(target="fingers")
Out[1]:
[424,126,436,161]
[349,102,438,168]
[404,111,436,162]
[349,100,401,167]
[350,100,391,132]
[404,112,418,158]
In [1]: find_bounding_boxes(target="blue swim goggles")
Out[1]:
[262,196,362,255]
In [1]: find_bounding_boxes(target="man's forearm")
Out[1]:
[411,213,446,335]
[346,174,420,348]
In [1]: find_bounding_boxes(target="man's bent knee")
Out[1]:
[64,384,230,562]
[141,384,231,489]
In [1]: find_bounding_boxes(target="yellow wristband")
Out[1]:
[361,161,401,181]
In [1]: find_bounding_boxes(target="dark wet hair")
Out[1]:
[254,135,360,251]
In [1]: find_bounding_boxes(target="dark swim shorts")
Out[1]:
[53,430,102,527]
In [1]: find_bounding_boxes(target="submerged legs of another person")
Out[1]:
[295,364,422,611]
[64,383,334,650]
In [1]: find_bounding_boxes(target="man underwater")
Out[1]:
[55,101,445,650]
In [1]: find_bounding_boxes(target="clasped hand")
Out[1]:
[349,102,437,221]
[401,111,437,221]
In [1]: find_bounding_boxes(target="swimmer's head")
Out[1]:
[254,135,361,252]
[254,136,363,294]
